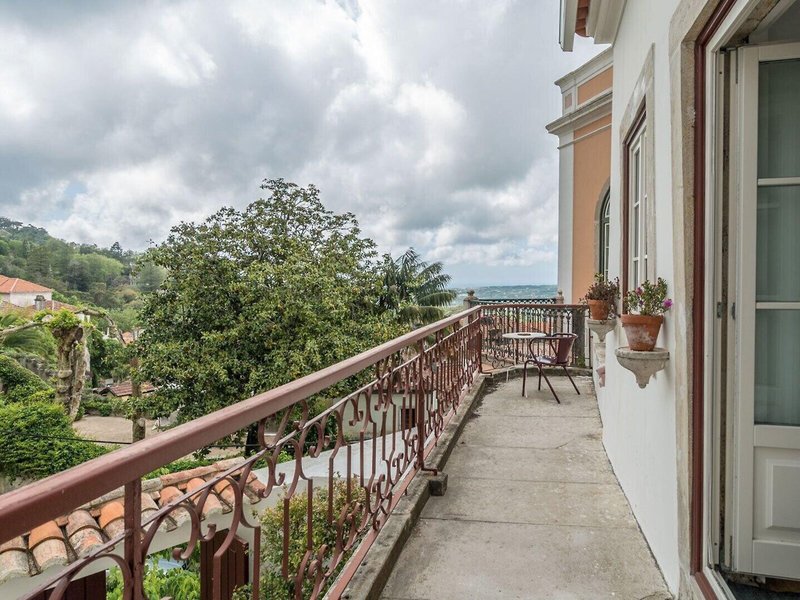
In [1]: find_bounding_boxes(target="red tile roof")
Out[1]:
[0,458,267,584]
[0,276,52,294]
[96,380,157,397]
[2,299,82,318]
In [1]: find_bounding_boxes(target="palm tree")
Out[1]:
[0,313,55,358]
[379,248,457,326]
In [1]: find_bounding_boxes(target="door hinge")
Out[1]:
[717,302,725,318]
[731,302,736,319]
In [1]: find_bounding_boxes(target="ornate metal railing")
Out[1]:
[476,303,589,369]
[465,297,558,305]
[0,308,483,600]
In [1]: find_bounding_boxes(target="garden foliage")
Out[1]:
[0,400,106,480]
[106,556,201,600]
[232,478,366,599]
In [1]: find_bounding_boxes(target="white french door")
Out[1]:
[732,42,800,579]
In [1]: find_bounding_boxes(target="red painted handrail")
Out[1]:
[0,306,481,543]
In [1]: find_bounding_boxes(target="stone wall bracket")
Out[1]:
[588,318,617,343]
[615,346,669,389]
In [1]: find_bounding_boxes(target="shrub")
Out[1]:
[107,558,200,600]
[255,478,366,599]
[0,400,107,480]
[81,394,114,416]
[40,308,83,333]
[0,354,50,398]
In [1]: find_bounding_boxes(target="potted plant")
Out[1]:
[621,278,673,351]
[583,274,620,320]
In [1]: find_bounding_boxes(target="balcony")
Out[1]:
[376,376,669,599]
[0,304,668,600]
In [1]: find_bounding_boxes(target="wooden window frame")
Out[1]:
[599,190,611,280]
[622,103,647,311]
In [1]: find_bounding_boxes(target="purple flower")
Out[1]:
[636,287,643,295]
[663,299,673,310]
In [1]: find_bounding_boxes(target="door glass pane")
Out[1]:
[756,185,800,302]
[755,309,800,426]
[758,59,800,179]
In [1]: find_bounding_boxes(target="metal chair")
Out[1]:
[521,333,580,403]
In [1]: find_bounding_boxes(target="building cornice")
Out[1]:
[554,47,613,90]
[545,89,612,137]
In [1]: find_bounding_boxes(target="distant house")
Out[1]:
[95,379,156,400]
[0,275,91,321]
[0,276,52,308]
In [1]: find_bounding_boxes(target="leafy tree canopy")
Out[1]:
[138,179,404,422]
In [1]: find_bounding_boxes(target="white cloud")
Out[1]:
[0,1,603,285]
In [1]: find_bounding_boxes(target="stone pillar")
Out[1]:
[464,289,476,309]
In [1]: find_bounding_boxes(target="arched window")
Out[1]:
[599,191,610,280]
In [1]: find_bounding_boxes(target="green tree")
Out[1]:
[109,241,124,259]
[378,248,456,326]
[88,329,129,385]
[25,245,51,278]
[135,261,167,293]
[138,179,402,425]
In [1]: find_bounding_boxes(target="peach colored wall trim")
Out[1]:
[577,66,613,105]
[571,114,611,302]
[574,113,612,140]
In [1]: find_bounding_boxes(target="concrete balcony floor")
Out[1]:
[381,375,672,600]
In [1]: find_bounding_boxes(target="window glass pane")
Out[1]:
[758,59,800,179]
[599,194,610,279]
[756,185,800,302]
[755,309,800,426]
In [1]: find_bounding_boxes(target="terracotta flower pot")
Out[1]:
[620,314,663,351]
[587,299,611,320]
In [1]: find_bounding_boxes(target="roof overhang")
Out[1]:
[559,0,579,52]
[560,0,626,50]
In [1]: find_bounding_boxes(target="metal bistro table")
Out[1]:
[501,331,546,380]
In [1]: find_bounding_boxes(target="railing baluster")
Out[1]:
[415,341,426,470]
[123,479,143,600]
[471,301,589,369]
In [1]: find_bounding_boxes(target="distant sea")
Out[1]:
[450,285,558,306]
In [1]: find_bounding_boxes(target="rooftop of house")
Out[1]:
[0,458,267,585]
[95,380,157,397]
[1,299,82,316]
[0,276,52,295]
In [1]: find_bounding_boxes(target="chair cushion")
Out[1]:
[535,356,557,365]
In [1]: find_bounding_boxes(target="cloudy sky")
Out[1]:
[0,1,601,287]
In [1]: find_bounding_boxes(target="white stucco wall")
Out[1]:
[593,0,682,592]
[1,290,52,307]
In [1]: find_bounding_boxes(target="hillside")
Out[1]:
[0,218,161,330]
